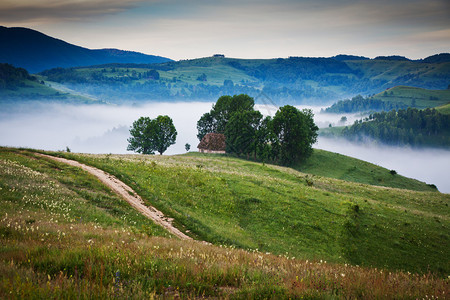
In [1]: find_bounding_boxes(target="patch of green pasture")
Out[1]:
[371,85,450,108]
[0,148,169,236]
[435,102,450,115]
[53,151,450,275]
[296,149,437,192]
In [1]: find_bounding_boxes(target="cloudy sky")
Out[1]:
[1,0,449,60]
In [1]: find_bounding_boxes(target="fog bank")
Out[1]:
[0,102,213,155]
[1,102,447,193]
[316,137,450,193]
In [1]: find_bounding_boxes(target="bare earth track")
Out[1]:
[37,153,192,240]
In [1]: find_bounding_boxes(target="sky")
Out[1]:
[1,0,449,60]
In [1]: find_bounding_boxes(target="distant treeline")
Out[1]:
[342,108,450,147]
[36,55,450,102]
[325,95,408,113]
[0,63,37,89]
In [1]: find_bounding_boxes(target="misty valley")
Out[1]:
[1,100,449,193]
[1,25,449,299]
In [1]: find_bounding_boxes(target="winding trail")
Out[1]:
[37,153,192,240]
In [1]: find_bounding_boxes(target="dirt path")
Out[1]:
[37,153,192,240]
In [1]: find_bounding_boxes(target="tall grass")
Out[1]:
[1,147,449,298]
[49,150,450,276]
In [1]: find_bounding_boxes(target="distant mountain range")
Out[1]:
[1,26,449,103]
[38,54,450,103]
[0,26,172,73]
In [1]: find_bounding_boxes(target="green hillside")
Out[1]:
[38,55,450,103]
[372,85,450,109]
[1,147,448,298]
[295,149,437,191]
[436,102,450,115]
[50,150,449,274]
[325,86,450,114]
[0,63,97,104]
[345,59,450,89]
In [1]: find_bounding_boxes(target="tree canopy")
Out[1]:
[197,94,319,165]
[197,94,255,140]
[127,115,177,155]
[342,107,450,147]
[272,105,318,165]
[225,110,262,157]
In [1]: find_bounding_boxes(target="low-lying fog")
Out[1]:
[1,101,448,193]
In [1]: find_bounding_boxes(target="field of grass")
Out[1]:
[295,149,438,191]
[436,102,450,115]
[0,77,96,104]
[1,147,448,298]
[48,151,450,275]
[371,85,450,109]
[72,60,260,93]
[345,60,450,85]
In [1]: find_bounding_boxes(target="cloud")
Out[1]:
[1,0,449,59]
[0,0,149,24]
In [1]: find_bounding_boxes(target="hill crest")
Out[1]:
[0,26,172,73]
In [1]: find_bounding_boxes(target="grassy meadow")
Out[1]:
[436,103,450,115]
[295,149,439,191]
[371,85,450,109]
[53,151,449,272]
[1,147,449,298]
[0,77,95,104]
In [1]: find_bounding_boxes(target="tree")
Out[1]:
[271,105,318,165]
[197,112,217,141]
[127,115,177,155]
[196,73,207,81]
[127,117,155,154]
[197,94,255,140]
[185,143,191,152]
[153,115,177,154]
[225,110,262,157]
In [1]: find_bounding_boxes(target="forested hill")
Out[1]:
[0,63,97,103]
[325,86,450,114]
[0,26,172,73]
[38,54,450,103]
[341,108,450,148]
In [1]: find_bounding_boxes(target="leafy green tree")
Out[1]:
[152,115,177,154]
[185,143,191,152]
[271,105,318,165]
[127,117,155,154]
[197,94,255,140]
[196,73,207,81]
[127,115,177,155]
[225,110,262,158]
[196,112,217,141]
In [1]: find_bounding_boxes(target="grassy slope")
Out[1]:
[69,60,261,96]
[295,149,437,191]
[0,77,97,104]
[371,85,450,109]
[1,147,448,298]
[435,102,450,115]
[45,58,450,102]
[51,151,450,276]
[345,60,450,84]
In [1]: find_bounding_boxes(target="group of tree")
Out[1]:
[0,63,38,89]
[342,107,450,147]
[127,115,177,155]
[36,54,450,103]
[197,94,319,165]
[325,95,408,114]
